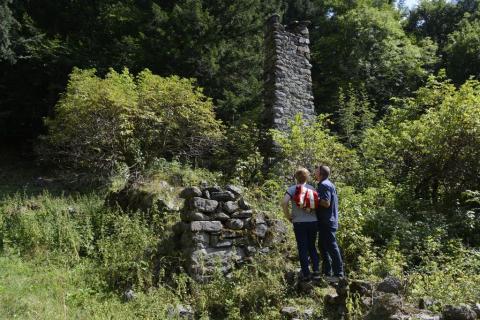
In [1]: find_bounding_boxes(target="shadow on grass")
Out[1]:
[0,146,106,200]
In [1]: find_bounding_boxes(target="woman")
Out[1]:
[281,167,320,281]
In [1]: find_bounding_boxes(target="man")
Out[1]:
[315,165,344,281]
[281,167,320,281]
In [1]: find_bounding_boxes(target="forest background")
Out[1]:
[0,0,479,319]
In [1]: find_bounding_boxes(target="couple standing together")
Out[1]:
[281,165,344,282]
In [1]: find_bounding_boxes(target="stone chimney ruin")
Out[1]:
[263,14,316,133]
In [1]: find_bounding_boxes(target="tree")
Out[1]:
[444,17,480,84]
[310,1,437,118]
[40,68,223,179]
[0,0,18,63]
[361,74,480,204]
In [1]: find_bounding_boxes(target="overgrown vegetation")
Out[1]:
[1,0,480,318]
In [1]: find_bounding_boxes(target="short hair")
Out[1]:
[317,165,331,178]
[294,167,310,184]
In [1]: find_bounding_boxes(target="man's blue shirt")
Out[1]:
[316,179,339,229]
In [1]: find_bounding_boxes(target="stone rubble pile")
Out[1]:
[173,184,287,281]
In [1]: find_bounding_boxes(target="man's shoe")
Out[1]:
[312,272,322,281]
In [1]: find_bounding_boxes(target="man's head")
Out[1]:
[315,165,330,181]
[294,167,310,184]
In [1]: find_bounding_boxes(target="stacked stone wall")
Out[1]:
[173,185,287,281]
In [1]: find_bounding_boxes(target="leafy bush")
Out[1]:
[40,68,223,179]
[361,75,480,204]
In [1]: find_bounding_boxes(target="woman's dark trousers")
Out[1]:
[293,222,320,277]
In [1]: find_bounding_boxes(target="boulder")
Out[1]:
[179,187,202,199]
[232,210,253,219]
[190,197,218,213]
[365,293,403,320]
[442,304,477,320]
[168,304,194,319]
[181,211,210,222]
[350,279,373,296]
[211,212,230,221]
[238,197,252,210]
[210,191,236,202]
[226,219,244,230]
[223,201,240,214]
[190,221,223,232]
[225,185,243,198]
[377,276,403,294]
[254,223,268,238]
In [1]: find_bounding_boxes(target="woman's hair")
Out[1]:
[294,167,310,184]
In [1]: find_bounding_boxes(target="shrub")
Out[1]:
[40,68,223,179]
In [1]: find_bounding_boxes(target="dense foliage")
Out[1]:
[39,68,223,178]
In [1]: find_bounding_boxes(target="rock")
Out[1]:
[168,304,194,319]
[302,308,314,319]
[67,206,77,214]
[221,230,245,238]
[349,279,373,296]
[225,185,242,198]
[238,197,252,210]
[181,232,210,249]
[156,198,178,212]
[205,185,222,193]
[264,219,288,246]
[202,189,210,199]
[419,297,437,310]
[231,210,253,219]
[210,191,236,202]
[442,304,477,320]
[181,211,210,222]
[280,306,299,318]
[472,303,480,317]
[179,187,202,199]
[122,289,135,302]
[190,221,223,232]
[223,201,240,214]
[211,212,230,221]
[210,234,233,248]
[188,247,245,280]
[190,197,218,213]
[254,223,268,238]
[226,219,244,230]
[365,293,403,320]
[377,276,403,294]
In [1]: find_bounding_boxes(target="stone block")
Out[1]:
[225,185,242,197]
[223,201,240,214]
[181,211,210,222]
[211,191,236,202]
[211,212,230,221]
[225,219,244,230]
[231,210,253,219]
[190,221,223,232]
[238,198,252,210]
[190,197,218,213]
[179,187,202,199]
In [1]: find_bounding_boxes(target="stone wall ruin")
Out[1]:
[173,185,287,281]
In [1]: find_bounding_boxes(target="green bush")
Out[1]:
[40,68,224,179]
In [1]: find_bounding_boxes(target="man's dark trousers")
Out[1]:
[293,222,320,277]
[318,223,344,276]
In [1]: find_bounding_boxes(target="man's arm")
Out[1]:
[317,184,331,208]
[281,193,292,221]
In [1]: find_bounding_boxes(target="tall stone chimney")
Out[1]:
[263,14,316,133]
